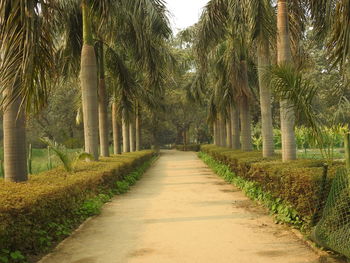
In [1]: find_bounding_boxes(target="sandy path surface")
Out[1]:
[39,150,320,263]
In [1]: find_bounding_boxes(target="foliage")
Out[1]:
[199,151,304,227]
[200,145,343,231]
[0,150,156,261]
[175,144,201,152]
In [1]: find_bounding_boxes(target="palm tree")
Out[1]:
[97,42,110,157]
[135,104,142,151]
[112,101,122,154]
[129,113,136,152]
[196,0,255,151]
[80,0,99,160]
[230,104,240,149]
[244,0,275,156]
[0,0,56,182]
[277,0,297,161]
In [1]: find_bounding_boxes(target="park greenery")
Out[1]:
[0,0,349,261]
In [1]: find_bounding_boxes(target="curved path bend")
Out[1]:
[40,150,320,263]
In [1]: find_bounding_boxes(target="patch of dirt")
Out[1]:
[232,199,267,215]
[256,250,287,257]
[213,181,226,185]
[128,248,155,258]
[72,257,97,263]
[220,189,239,193]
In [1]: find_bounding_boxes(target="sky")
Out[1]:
[166,0,209,33]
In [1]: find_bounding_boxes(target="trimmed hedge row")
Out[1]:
[0,150,155,258]
[175,144,200,152]
[201,145,343,228]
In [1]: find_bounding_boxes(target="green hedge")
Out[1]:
[175,144,200,152]
[200,145,343,229]
[0,150,155,260]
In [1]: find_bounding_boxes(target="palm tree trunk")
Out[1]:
[136,106,141,151]
[129,114,136,152]
[230,104,240,149]
[122,110,130,153]
[226,114,232,148]
[81,0,99,160]
[112,102,121,154]
[3,93,27,182]
[257,38,274,157]
[98,44,109,157]
[219,115,226,147]
[240,94,253,151]
[213,121,217,145]
[239,60,253,151]
[277,0,296,161]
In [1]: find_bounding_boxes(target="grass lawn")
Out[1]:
[0,147,83,176]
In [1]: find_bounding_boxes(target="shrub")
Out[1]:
[200,145,343,228]
[175,144,200,152]
[0,150,155,259]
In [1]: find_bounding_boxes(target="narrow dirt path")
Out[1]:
[39,150,320,263]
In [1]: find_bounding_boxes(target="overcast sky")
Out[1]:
[166,0,209,33]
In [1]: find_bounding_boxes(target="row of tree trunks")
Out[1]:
[213,98,253,151]
[116,108,142,154]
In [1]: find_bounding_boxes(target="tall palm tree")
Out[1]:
[80,0,99,160]
[97,42,110,157]
[129,112,136,152]
[135,104,141,151]
[244,0,275,156]
[196,0,255,151]
[277,0,297,161]
[0,0,56,182]
[112,101,122,154]
[230,104,240,149]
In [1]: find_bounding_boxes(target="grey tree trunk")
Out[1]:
[81,1,99,160]
[122,111,130,153]
[81,45,99,160]
[240,95,253,151]
[213,121,217,145]
[257,38,274,157]
[136,108,141,151]
[215,119,221,146]
[230,104,240,150]
[98,78,109,157]
[226,114,232,148]
[277,0,296,161]
[112,102,121,154]
[219,115,226,147]
[98,43,109,157]
[3,93,27,182]
[129,115,136,152]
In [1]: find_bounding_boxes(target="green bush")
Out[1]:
[0,150,156,260]
[62,138,83,149]
[200,145,343,229]
[175,144,200,152]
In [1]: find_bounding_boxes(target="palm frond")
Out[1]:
[0,0,57,113]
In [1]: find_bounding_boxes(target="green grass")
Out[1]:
[274,148,345,160]
[0,147,83,177]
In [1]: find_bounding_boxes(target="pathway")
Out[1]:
[39,150,320,263]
